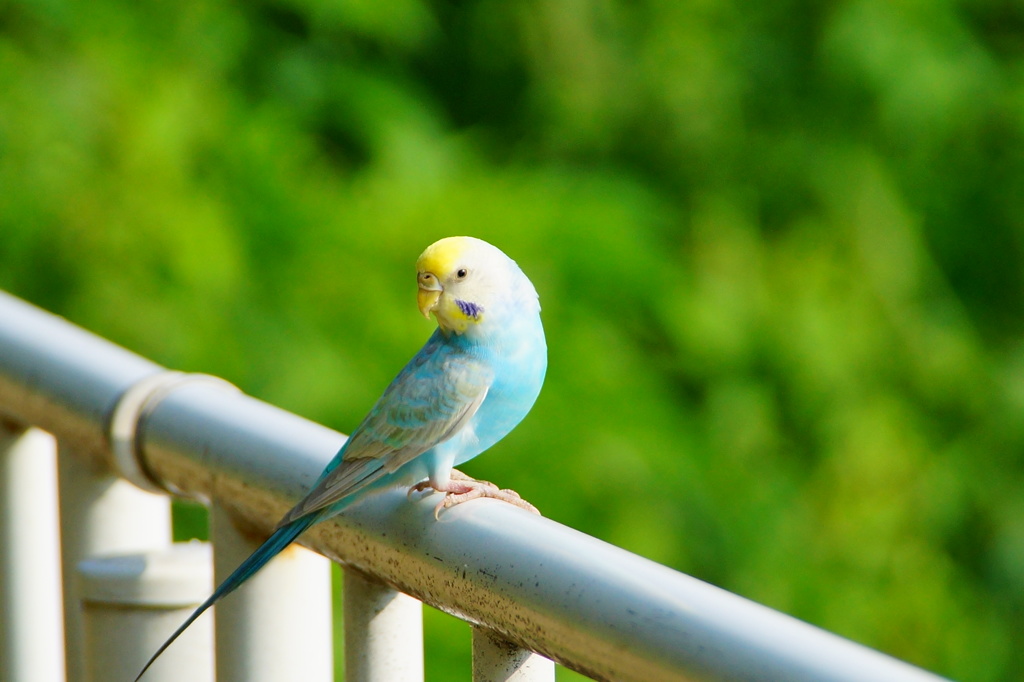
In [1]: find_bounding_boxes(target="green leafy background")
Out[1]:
[3,1,1023,680]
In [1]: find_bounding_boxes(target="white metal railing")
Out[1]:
[0,289,951,682]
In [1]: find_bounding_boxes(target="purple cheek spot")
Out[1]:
[455,299,483,319]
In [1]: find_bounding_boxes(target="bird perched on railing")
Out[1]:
[136,236,547,679]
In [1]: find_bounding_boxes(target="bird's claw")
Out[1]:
[407,480,433,499]
[434,484,540,519]
[408,469,541,519]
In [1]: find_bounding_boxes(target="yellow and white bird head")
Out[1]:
[416,236,540,337]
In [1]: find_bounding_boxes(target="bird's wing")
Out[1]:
[277,339,492,525]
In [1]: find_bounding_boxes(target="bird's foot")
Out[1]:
[408,469,540,519]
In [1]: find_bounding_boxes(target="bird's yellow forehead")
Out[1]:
[416,236,471,276]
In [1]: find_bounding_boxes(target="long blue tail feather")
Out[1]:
[134,512,320,681]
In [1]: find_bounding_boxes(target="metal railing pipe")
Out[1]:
[0,290,950,682]
[0,292,161,465]
[134,335,948,682]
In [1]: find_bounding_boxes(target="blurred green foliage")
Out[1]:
[3,0,1024,680]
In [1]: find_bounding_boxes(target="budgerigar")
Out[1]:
[135,236,547,679]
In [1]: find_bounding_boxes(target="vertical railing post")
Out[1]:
[56,444,171,682]
[0,423,66,682]
[472,626,555,682]
[78,542,214,682]
[210,501,333,682]
[343,567,424,682]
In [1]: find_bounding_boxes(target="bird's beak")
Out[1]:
[417,275,442,318]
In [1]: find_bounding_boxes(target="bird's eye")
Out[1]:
[456,268,468,279]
